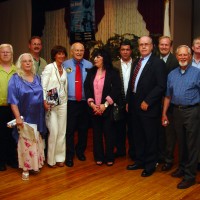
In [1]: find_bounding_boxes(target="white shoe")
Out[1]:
[22,171,29,181]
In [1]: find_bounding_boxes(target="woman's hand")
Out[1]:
[16,116,24,127]
[44,100,51,111]
[90,102,102,115]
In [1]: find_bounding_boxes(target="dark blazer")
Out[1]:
[113,60,134,104]
[162,53,179,74]
[127,54,167,117]
[84,66,121,117]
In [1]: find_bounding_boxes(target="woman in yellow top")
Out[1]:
[0,44,18,171]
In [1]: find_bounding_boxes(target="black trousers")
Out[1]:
[131,112,159,171]
[173,106,200,181]
[0,106,18,167]
[114,111,135,158]
[66,101,89,160]
[92,115,115,162]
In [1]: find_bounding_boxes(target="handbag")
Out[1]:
[111,103,125,122]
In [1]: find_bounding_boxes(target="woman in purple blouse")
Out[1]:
[84,49,121,166]
[8,53,46,180]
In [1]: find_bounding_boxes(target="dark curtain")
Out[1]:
[31,0,104,37]
[138,0,164,35]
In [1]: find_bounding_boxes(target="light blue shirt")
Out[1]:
[192,56,200,69]
[166,66,200,105]
[63,58,92,100]
[134,53,151,93]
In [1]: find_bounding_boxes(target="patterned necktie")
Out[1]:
[131,58,143,92]
[75,62,82,101]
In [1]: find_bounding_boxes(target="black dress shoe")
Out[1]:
[171,168,184,178]
[177,179,195,189]
[161,162,173,171]
[141,168,155,177]
[0,165,6,171]
[127,163,143,170]
[66,160,74,167]
[77,154,86,161]
[197,163,200,171]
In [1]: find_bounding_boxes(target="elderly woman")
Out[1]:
[0,44,18,171]
[41,45,68,168]
[84,49,121,166]
[7,53,46,180]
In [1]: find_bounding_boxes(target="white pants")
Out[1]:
[46,102,67,166]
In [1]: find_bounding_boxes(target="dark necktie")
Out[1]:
[131,58,143,92]
[75,62,82,101]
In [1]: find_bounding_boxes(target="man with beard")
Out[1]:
[28,36,47,76]
[162,45,200,189]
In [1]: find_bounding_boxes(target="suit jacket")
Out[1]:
[41,62,67,101]
[127,54,167,117]
[113,59,134,104]
[163,53,179,74]
[84,66,121,117]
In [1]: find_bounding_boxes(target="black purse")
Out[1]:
[111,103,125,122]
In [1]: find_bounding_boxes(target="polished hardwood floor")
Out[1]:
[0,130,200,200]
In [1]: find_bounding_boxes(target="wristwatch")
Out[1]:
[104,101,109,108]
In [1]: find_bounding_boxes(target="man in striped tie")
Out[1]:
[126,36,167,177]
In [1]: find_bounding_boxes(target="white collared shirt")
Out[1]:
[160,53,170,63]
[121,58,132,95]
[134,53,151,93]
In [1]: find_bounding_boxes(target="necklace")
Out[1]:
[58,67,63,72]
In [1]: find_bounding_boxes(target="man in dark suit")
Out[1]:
[113,40,135,159]
[126,36,167,177]
[158,36,179,171]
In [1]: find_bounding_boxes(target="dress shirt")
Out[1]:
[134,53,151,93]
[121,58,132,96]
[63,58,92,101]
[0,64,16,106]
[192,56,200,69]
[160,53,170,63]
[166,66,200,105]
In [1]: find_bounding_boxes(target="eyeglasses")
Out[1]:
[0,52,12,54]
[139,43,151,47]
[31,43,41,46]
[74,49,84,53]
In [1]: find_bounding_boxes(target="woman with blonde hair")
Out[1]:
[0,44,18,171]
[8,53,46,180]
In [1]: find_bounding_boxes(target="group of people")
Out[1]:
[0,35,200,189]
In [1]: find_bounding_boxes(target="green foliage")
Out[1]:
[85,33,141,62]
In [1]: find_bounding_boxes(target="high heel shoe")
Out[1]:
[22,171,29,181]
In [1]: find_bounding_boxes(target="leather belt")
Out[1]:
[172,103,199,109]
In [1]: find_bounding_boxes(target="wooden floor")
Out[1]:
[0,130,200,200]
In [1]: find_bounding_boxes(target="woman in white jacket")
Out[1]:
[42,45,68,167]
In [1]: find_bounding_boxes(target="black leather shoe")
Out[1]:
[127,163,143,170]
[77,154,86,161]
[141,168,155,177]
[171,168,184,178]
[66,160,74,167]
[161,162,173,171]
[177,179,195,189]
[197,163,200,171]
[0,165,6,171]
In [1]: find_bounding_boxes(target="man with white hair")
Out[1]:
[162,45,200,189]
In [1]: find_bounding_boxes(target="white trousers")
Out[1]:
[46,102,67,166]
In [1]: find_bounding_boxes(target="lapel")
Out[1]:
[53,62,61,85]
[138,55,153,82]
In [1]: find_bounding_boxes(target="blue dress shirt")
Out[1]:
[166,66,200,105]
[63,58,92,100]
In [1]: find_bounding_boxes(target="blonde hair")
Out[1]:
[0,43,14,64]
[16,53,36,78]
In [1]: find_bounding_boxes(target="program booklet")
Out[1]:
[46,88,60,107]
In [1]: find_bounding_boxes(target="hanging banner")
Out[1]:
[70,0,95,43]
